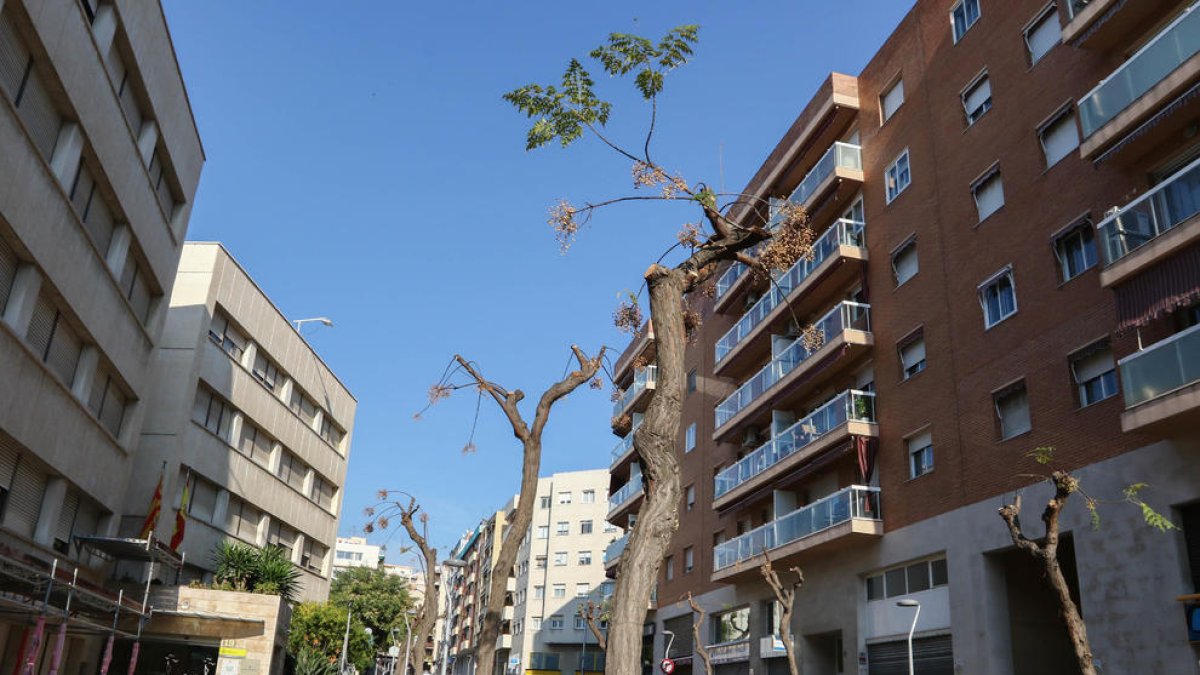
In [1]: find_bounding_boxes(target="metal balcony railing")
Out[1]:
[608,473,644,512]
[713,485,881,570]
[613,366,657,417]
[1078,4,1200,137]
[1097,155,1200,265]
[715,220,866,363]
[714,389,877,498]
[1119,323,1200,408]
[715,304,871,428]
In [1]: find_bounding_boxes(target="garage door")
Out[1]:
[867,635,953,675]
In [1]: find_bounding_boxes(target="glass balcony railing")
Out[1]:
[715,261,749,302]
[715,220,866,363]
[715,304,871,428]
[604,534,629,566]
[1119,324,1200,408]
[713,485,881,571]
[790,142,863,206]
[1097,155,1200,265]
[1078,4,1200,137]
[610,416,642,465]
[715,390,876,498]
[613,366,657,417]
[608,473,644,512]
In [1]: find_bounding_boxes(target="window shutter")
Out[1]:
[881,80,904,121]
[900,338,926,370]
[1073,347,1114,383]
[105,41,126,92]
[6,458,45,538]
[70,162,96,221]
[907,431,932,453]
[0,10,30,100]
[88,371,108,416]
[17,64,61,160]
[1026,11,1060,64]
[0,433,19,491]
[44,314,81,385]
[25,294,57,361]
[127,264,152,323]
[964,77,992,117]
[974,174,1005,220]
[83,186,115,255]
[0,235,17,313]
[55,488,79,546]
[189,478,217,524]
[1041,114,1080,167]
[73,499,100,540]
[893,243,919,283]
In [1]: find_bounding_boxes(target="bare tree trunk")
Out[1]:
[399,501,440,674]
[582,601,607,652]
[458,349,604,675]
[761,556,803,675]
[999,471,1095,675]
[686,593,713,675]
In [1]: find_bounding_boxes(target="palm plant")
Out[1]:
[212,540,256,590]
[254,544,302,603]
[293,647,337,675]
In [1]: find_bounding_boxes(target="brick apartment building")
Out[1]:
[605,1,1200,673]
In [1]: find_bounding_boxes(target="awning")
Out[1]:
[1095,80,1200,165]
[1114,243,1200,333]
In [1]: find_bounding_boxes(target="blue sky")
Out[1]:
[161,1,914,562]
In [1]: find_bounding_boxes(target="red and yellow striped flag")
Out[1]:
[138,466,165,539]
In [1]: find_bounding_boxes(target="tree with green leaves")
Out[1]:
[330,566,415,648]
[504,26,813,675]
[998,447,1176,675]
[288,601,373,672]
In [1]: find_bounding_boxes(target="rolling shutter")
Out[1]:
[16,62,61,160]
[54,488,79,549]
[0,235,17,314]
[6,457,45,538]
[25,293,57,360]
[0,432,21,520]
[0,9,29,102]
[867,635,954,675]
[44,316,81,386]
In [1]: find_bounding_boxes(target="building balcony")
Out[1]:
[1097,155,1200,288]
[1077,3,1200,160]
[714,220,867,376]
[711,485,882,582]
[713,390,877,510]
[612,366,656,420]
[1063,0,1189,51]
[610,415,642,472]
[1118,323,1200,433]
[613,322,655,384]
[607,473,644,522]
[714,304,873,441]
[603,533,629,571]
[496,634,512,650]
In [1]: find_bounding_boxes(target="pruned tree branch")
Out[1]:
[760,554,802,675]
[687,593,713,675]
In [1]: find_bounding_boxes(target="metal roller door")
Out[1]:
[867,635,953,675]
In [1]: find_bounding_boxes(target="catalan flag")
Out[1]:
[138,464,165,539]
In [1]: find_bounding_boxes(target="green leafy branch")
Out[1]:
[1025,447,1177,532]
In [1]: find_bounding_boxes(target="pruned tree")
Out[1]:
[364,494,440,674]
[998,447,1177,675]
[422,347,605,675]
[685,593,713,675]
[504,27,814,675]
[760,555,803,675]
[579,598,608,651]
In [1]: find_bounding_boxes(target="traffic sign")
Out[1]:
[660,658,675,674]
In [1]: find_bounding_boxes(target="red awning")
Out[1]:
[1114,243,1200,333]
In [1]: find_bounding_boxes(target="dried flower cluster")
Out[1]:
[757,202,815,275]
[377,515,390,530]
[462,442,477,455]
[548,199,579,254]
[613,297,645,334]
[801,324,826,353]
[611,414,632,435]
[632,354,649,369]
[677,222,702,249]
[590,377,604,390]
[428,383,453,405]
[699,281,717,299]
[683,307,702,342]
[632,161,689,199]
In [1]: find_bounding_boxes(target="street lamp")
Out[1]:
[439,559,469,675]
[339,605,354,675]
[293,316,334,331]
[896,599,921,675]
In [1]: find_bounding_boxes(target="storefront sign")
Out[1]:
[708,640,750,664]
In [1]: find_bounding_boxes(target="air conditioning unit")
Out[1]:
[742,428,763,449]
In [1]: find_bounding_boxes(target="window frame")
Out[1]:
[961,71,993,126]
[906,430,934,479]
[1052,218,1097,282]
[880,76,905,123]
[993,381,1032,440]
[951,0,982,42]
[971,166,1005,223]
[1038,106,1080,169]
[1069,340,1118,408]
[885,149,912,204]
[978,266,1018,329]
[898,328,927,380]
[684,422,696,453]
[1023,3,1061,66]
[891,236,919,286]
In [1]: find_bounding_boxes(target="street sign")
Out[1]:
[660,658,675,674]
[388,646,401,657]
[508,657,521,666]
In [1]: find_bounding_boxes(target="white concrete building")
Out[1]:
[133,242,356,602]
[333,535,384,576]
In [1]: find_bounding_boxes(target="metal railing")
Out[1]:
[715,390,876,498]
[608,473,644,512]
[715,303,871,427]
[613,366,657,417]
[603,534,629,566]
[1097,155,1200,265]
[1078,3,1200,137]
[610,416,642,465]
[715,220,866,362]
[790,142,863,206]
[1119,323,1200,408]
[713,485,881,570]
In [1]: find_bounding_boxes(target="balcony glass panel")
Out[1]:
[1120,324,1200,407]
[715,304,871,428]
[604,534,629,565]
[715,390,876,498]
[1097,155,1200,265]
[790,142,862,206]
[613,366,657,417]
[1078,4,1200,137]
[715,261,748,301]
[715,220,866,362]
[608,473,644,512]
[713,486,881,570]
[610,416,643,465]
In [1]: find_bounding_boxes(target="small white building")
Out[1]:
[333,535,384,576]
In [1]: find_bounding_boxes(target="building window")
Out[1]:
[866,558,949,600]
[581,489,595,504]
[289,388,319,427]
[686,368,697,394]
[1025,5,1060,65]
[536,525,549,539]
[684,423,696,453]
[549,616,564,630]
[714,607,752,642]
[580,520,593,534]
[553,584,566,598]
[554,551,568,566]
[885,150,911,203]
[1039,109,1080,168]
[907,431,934,479]
[250,350,281,392]
[881,78,905,123]
[579,550,593,566]
[208,311,246,361]
[558,491,572,504]
[951,0,981,42]
[685,484,696,512]
[576,582,590,597]
[301,539,326,573]
[192,387,233,440]
[540,495,551,509]
[972,169,1005,222]
[266,520,296,551]
[0,12,64,161]
[534,585,545,599]
[311,475,336,510]
[684,547,694,573]
[185,474,218,525]
[961,73,992,126]
[665,555,674,581]
[979,268,1017,328]
[556,521,569,536]
[1054,221,1097,282]
[575,616,587,630]
[535,556,547,569]
[276,451,307,492]
[994,381,1032,440]
[531,617,542,631]
[892,238,919,286]
[1071,342,1117,407]
[898,330,927,380]
[225,496,261,542]
[319,416,344,448]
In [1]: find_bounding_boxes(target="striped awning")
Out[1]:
[1114,243,1200,333]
